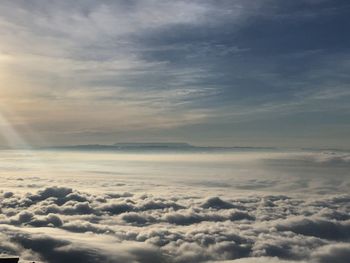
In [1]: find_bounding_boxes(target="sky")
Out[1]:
[0,0,350,148]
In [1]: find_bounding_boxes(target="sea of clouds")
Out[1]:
[0,150,349,263]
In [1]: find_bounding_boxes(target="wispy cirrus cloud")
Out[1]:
[0,0,349,147]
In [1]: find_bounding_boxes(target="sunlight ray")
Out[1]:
[0,112,28,149]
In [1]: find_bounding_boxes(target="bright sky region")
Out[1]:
[0,0,349,148]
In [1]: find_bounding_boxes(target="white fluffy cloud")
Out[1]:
[0,185,349,262]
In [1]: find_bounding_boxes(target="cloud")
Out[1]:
[163,209,254,225]
[312,152,350,165]
[209,257,307,263]
[201,197,241,209]
[8,231,165,263]
[275,217,350,240]
[0,183,349,262]
[311,243,350,263]
[27,214,63,228]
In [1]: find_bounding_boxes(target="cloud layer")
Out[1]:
[0,149,349,262]
[0,184,349,263]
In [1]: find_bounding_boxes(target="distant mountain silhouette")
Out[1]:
[43,142,276,152]
[113,142,192,148]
